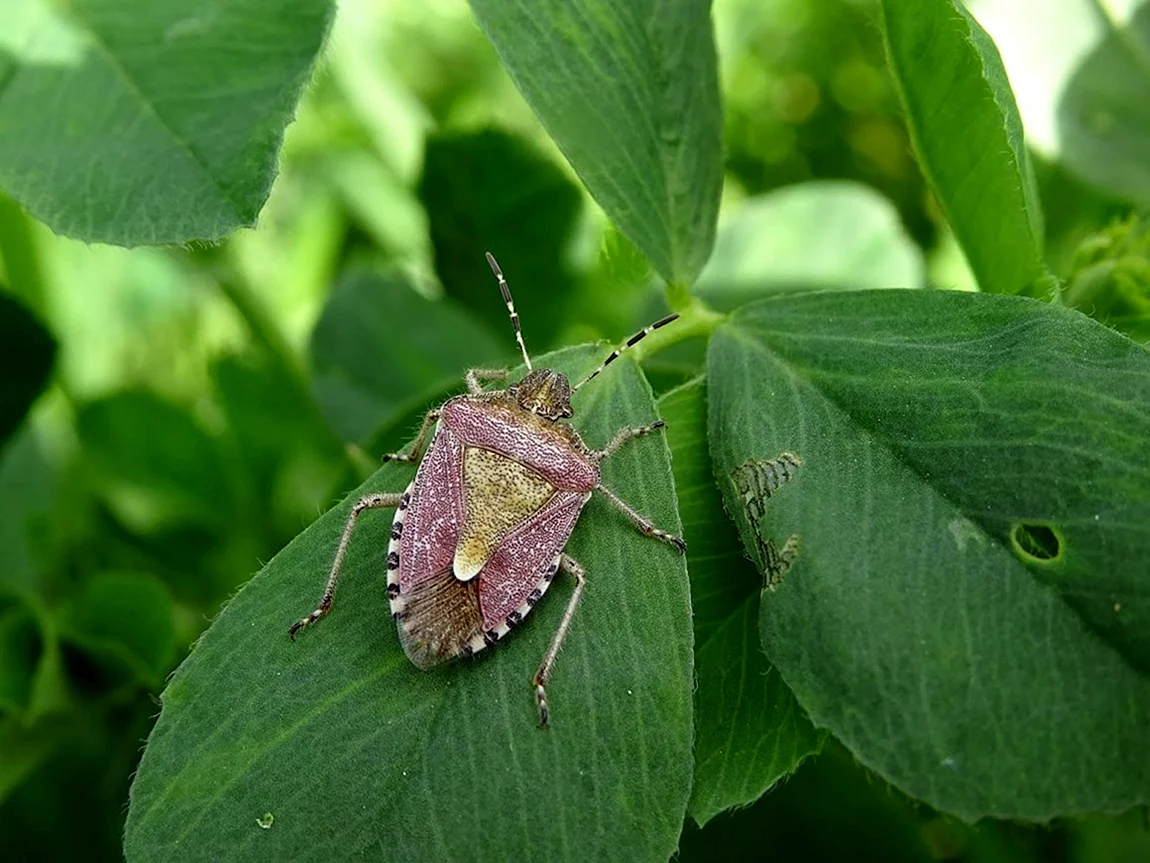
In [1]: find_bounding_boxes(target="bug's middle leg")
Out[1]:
[591,421,666,461]
[595,483,686,553]
[533,553,586,729]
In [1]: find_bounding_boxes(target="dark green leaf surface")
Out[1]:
[881,0,1048,295]
[696,182,924,310]
[470,0,723,286]
[0,606,37,714]
[419,129,583,350]
[0,596,69,723]
[310,270,508,444]
[124,347,693,861]
[708,291,1150,821]
[63,573,176,687]
[0,291,54,449]
[0,0,331,246]
[659,379,823,826]
[678,746,936,863]
[0,716,74,807]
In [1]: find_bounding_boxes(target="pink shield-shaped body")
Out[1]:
[384,394,600,668]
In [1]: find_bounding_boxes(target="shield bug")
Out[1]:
[290,253,686,726]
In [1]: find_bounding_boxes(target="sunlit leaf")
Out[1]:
[969,0,1150,208]
[470,0,723,286]
[696,182,924,310]
[880,0,1049,295]
[0,0,332,245]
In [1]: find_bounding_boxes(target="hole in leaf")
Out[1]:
[1011,522,1063,562]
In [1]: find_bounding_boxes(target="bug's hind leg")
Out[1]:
[381,409,440,464]
[533,553,586,729]
[595,483,686,553]
[591,421,666,461]
[289,492,403,639]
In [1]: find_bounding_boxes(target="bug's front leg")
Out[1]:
[595,483,686,553]
[465,367,508,394]
[591,421,666,461]
[289,492,404,639]
[532,553,586,729]
[381,409,440,464]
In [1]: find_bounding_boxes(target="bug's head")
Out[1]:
[511,368,573,421]
[483,252,678,421]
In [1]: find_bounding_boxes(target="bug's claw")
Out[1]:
[289,609,324,640]
[672,536,687,554]
[535,683,550,729]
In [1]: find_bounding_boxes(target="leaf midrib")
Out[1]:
[68,6,242,221]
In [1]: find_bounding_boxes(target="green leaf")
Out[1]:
[124,346,693,861]
[707,290,1150,821]
[62,572,177,686]
[418,128,582,349]
[696,182,925,310]
[0,291,54,449]
[469,0,723,286]
[880,0,1048,295]
[0,716,74,808]
[309,270,508,444]
[0,605,37,714]
[970,0,1150,209]
[212,353,349,538]
[0,0,332,246]
[658,379,823,826]
[678,746,936,863]
[77,391,235,534]
[0,595,70,721]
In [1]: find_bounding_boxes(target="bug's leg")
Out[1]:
[289,492,403,639]
[464,367,508,394]
[381,409,440,464]
[591,421,666,461]
[532,553,586,728]
[595,483,686,553]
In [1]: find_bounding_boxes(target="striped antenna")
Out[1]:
[572,313,679,392]
[486,252,532,371]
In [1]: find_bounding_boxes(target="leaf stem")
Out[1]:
[630,290,725,363]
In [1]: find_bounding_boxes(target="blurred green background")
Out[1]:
[0,0,1145,860]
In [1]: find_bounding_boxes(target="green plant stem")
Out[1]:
[630,289,725,364]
